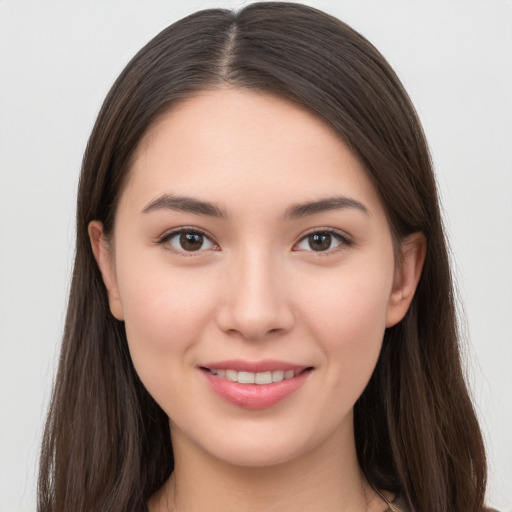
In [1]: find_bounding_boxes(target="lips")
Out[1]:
[200,360,313,409]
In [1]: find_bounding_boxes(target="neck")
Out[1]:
[149,418,389,512]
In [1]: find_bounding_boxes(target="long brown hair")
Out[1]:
[38,3,487,511]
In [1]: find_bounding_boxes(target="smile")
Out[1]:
[200,362,313,409]
[206,368,302,384]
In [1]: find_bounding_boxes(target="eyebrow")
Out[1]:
[142,194,228,218]
[141,193,368,219]
[284,196,369,219]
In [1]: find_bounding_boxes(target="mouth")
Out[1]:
[201,367,311,385]
[199,362,313,409]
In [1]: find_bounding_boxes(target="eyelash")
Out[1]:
[293,229,352,255]
[156,227,352,255]
[157,227,219,256]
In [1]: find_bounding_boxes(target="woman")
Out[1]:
[38,2,490,511]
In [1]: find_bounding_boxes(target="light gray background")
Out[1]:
[0,1,511,511]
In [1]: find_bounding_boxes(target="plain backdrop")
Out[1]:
[0,1,511,511]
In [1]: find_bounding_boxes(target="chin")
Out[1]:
[190,421,333,470]
[211,441,309,469]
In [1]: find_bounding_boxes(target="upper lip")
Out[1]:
[200,359,311,373]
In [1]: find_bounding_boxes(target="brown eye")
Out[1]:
[294,230,349,253]
[180,232,204,251]
[165,230,217,253]
[308,233,332,251]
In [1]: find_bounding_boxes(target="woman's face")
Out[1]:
[91,89,422,468]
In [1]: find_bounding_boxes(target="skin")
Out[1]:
[89,89,425,512]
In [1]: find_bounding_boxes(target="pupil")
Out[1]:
[180,232,203,251]
[309,233,331,251]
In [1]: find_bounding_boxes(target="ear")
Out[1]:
[386,232,426,328]
[88,221,124,320]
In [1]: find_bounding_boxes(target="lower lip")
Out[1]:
[202,369,312,410]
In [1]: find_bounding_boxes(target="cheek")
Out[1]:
[301,260,392,333]
[295,259,394,389]
[114,252,219,383]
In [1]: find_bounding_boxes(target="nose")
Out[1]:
[215,251,295,342]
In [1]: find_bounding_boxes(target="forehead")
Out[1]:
[123,88,385,219]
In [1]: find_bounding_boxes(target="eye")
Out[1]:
[160,229,218,253]
[294,230,350,253]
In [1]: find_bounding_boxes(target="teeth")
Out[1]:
[238,371,255,384]
[272,370,284,382]
[226,369,238,382]
[255,371,272,384]
[209,368,303,384]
